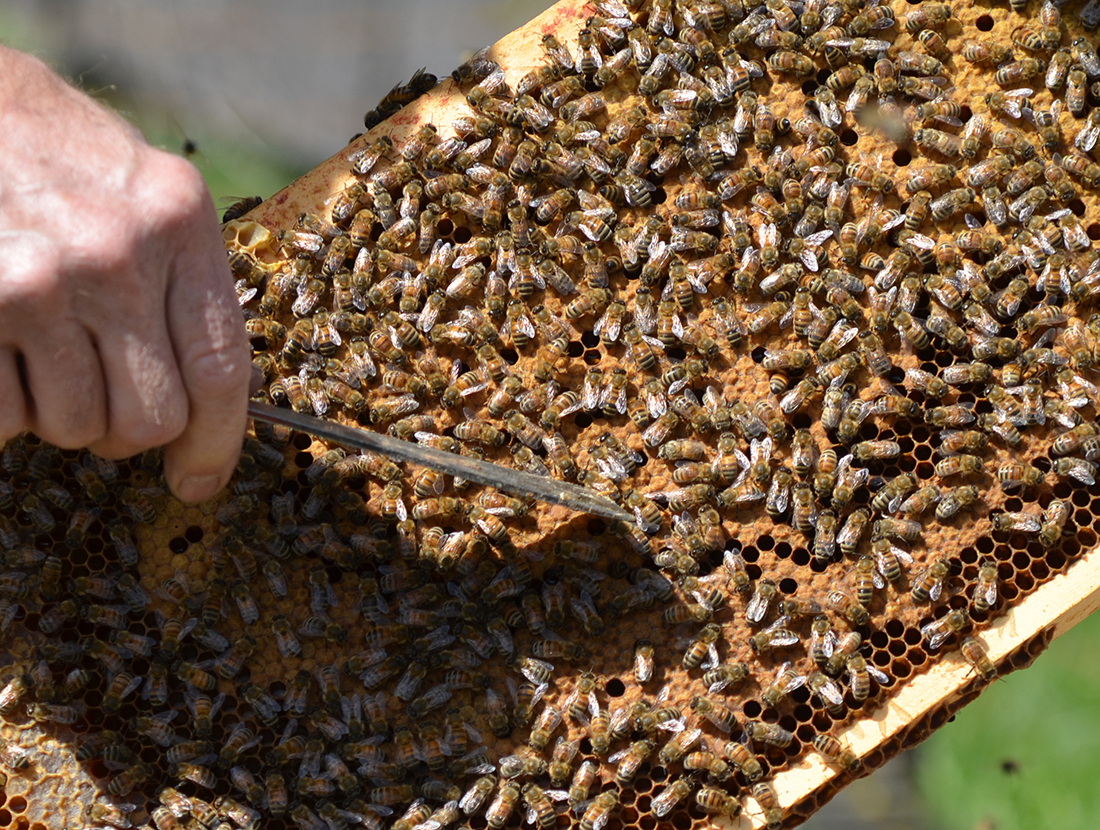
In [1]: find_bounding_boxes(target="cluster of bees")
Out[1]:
[3,0,1100,828]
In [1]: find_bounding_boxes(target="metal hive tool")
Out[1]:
[246,401,633,523]
[5,1,1100,829]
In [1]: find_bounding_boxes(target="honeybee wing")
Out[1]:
[812,673,845,707]
[977,580,999,609]
[606,744,633,764]
[657,715,687,733]
[732,448,752,473]
[762,612,796,635]
[866,663,890,684]
[904,232,936,252]
[929,579,944,603]
[1077,118,1100,153]
[932,111,963,126]
[583,690,602,725]
[750,436,774,466]
[745,589,771,624]
[885,488,908,515]
[702,385,726,414]
[593,306,622,343]
[1000,86,1034,111]
[921,618,953,650]
[700,642,720,672]
[1063,458,1097,484]
[771,661,807,694]
[798,246,823,272]
[706,673,733,695]
[821,629,838,658]
[757,221,778,248]
[828,319,862,354]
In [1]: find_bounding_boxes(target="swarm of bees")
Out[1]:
[4,0,1100,828]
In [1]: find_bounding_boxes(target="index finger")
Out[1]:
[162,184,251,504]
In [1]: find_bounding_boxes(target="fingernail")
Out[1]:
[176,474,222,504]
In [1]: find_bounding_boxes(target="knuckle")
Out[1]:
[184,340,252,402]
[0,248,63,312]
[31,371,105,450]
[144,154,211,225]
[39,406,105,451]
[113,408,188,456]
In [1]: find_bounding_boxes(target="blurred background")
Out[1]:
[0,0,555,204]
[2,1,1099,827]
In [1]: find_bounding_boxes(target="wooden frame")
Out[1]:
[226,1,1100,826]
[725,545,1100,828]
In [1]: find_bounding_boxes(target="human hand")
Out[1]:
[0,46,251,503]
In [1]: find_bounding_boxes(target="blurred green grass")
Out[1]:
[915,608,1100,830]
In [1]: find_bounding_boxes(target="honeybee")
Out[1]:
[962,40,1013,64]
[682,623,722,670]
[695,786,742,818]
[108,763,153,797]
[579,790,618,830]
[649,777,693,819]
[1041,499,1072,546]
[939,429,990,455]
[922,608,969,651]
[909,556,950,603]
[827,588,871,626]
[914,127,964,158]
[812,734,860,771]
[960,635,998,681]
[852,439,901,462]
[0,674,30,717]
[86,801,138,829]
[715,737,761,784]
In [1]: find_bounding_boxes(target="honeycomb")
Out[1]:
[4,0,1100,828]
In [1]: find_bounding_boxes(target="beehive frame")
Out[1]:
[232,2,1100,825]
[5,0,1100,828]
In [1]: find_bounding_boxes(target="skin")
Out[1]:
[0,46,250,503]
